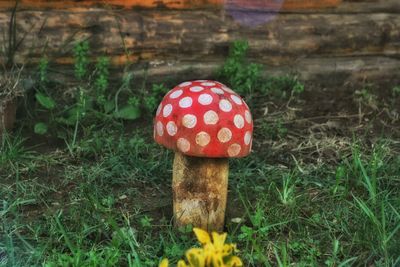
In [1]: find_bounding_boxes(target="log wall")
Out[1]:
[0,0,399,87]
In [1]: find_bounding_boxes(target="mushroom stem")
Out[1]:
[172,152,229,232]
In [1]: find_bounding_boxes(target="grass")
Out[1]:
[0,40,399,267]
[1,119,400,266]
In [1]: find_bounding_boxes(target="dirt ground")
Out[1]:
[26,82,400,218]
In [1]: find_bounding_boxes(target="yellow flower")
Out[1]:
[193,228,211,245]
[226,256,243,267]
[193,228,241,267]
[177,260,188,267]
[159,228,243,267]
[159,258,169,267]
[211,232,227,248]
[186,248,205,267]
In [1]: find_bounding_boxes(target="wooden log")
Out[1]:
[1,0,398,13]
[127,56,400,86]
[0,0,221,10]
[40,55,400,89]
[0,0,342,11]
[333,0,400,14]
[172,152,229,232]
[0,2,398,86]
[1,11,399,62]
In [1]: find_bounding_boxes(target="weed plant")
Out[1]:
[392,86,400,97]
[32,40,168,152]
[218,40,304,107]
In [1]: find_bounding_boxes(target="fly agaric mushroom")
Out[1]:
[154,80,253,231]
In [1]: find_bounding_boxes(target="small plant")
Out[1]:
[262,75,304,98]
[115,78,167,120]
[33,100,55,133]
[218,40,262,97]
[218,40,305,106]
[0,132,30,167]
[65,88,87,154]
[159,228,243,267]
[344,143,386,204]
[31,38,173,158]
[354,86,378,110]
[74,40,90,80]
[257,119,287,140]
[353,195,400,262]
[392,85,400,97]
[94,56,110,108]
[33,42,140,138]
[143,83,168,113]
[332,164,348,196]
[114,72,141,120]
[276,174,297,205]
[33,58,56,135]
[38,57,49,90]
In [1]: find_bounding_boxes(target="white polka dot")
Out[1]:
[219,99,232,112]
[198,94,213,105]
[177,138,190,153]
[156,103,162,116]
[245,110,252,123]
[203,110,219,125]
[166,121,178,136]
[156,121,164,136]
[230,95,242,105]
[190,86,204,92]
[201,82,216,87]
[217,128,232,143]
[195,131,210,147]
[163,104,173,117]
[211,87,224,95]
[234,114,245,129]
[228,143,241,157]
[179,97,193,108]
[170,90,183,99]
[182,114,197,128]
[179,81,192,87]
[244,131,251,145]
[195,80,207,82]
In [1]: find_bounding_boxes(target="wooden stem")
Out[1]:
[172,152,229,232]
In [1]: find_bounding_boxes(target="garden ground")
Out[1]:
[1,78,400,266]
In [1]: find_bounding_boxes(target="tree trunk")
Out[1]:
[172,152,229,232]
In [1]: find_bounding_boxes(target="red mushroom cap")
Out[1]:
[154,80,253,158]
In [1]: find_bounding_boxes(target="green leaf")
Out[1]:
[55,116,75,126]
[34,122,48,135]
[104,100,115,114]
[114,105,141,120]
[57,104,88,126]
[35,92,56,110]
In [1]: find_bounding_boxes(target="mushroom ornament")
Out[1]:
[154,80,253,231]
